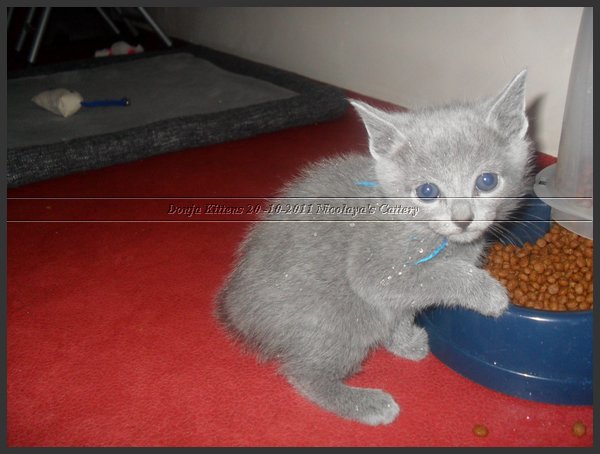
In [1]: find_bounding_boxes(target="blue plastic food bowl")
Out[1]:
[418,196,593,405]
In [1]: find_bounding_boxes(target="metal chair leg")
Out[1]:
[114,6,139,37]
[15,7,36,52]
[136,7,172,47]
[96,7,121,35]
[27,7,51,64]
[7,6,15,30]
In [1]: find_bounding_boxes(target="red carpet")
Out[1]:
[7,93,593,447]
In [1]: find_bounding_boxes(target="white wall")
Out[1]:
[149,7,584,156]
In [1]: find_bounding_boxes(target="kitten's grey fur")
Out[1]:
[216,71,533,425]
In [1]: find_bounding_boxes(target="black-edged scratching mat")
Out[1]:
[7,45,348,187]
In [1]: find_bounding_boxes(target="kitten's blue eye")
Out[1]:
[475,172,498,191]
[416,183,440,201]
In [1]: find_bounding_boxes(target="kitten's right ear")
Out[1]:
[350,99,407,160]
[485,69,529,139]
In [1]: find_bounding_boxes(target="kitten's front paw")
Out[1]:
[386,325,429,361]
[475,273,510,318]
[351,388,400,426]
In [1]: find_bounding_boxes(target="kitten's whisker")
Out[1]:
[489,223,520,247]
[486,224,507,244]
[486,227,509,246]
[518,220,548,238]
[501,213,549,238]
[504,211,548,221]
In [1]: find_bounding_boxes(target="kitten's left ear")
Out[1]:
[350,99,407,160]
[485,69,529,139]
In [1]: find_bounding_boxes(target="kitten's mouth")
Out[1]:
[429,218,492,243]
[431,221,489,243]
[447,229,485,243]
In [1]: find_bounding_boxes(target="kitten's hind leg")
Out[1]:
[385,318,429,361]
[286,371,400,425]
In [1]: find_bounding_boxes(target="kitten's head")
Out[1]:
[352,70,533,244]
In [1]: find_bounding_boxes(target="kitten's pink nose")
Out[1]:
[452,215,473,230]
[451,200,474,230]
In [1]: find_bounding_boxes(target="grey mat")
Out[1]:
[7,44,348,187]
[9,53,297,149]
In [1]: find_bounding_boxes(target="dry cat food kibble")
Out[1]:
[485,223,593,311]
[472,424,489,437]
[572,421,587,437]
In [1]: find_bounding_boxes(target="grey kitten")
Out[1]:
[216,70,533,425]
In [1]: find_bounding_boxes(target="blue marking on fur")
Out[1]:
[356,180,379,187]
[414,237,449,265]
[356,179,446,264]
